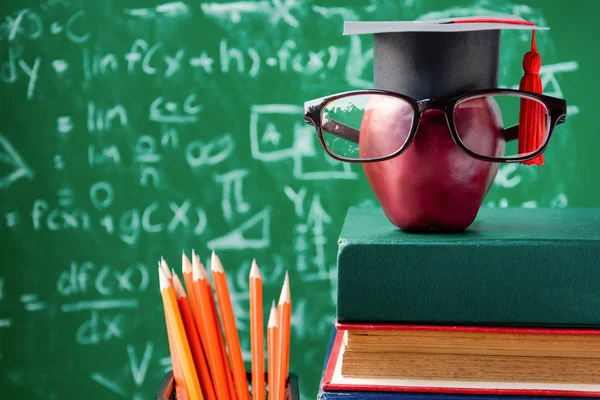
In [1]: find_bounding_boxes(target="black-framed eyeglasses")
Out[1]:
[303,88,567,163]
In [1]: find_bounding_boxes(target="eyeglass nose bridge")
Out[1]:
[412,99,457,142]
[417,99,447,113]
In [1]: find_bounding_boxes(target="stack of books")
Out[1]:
[318,207,600,399]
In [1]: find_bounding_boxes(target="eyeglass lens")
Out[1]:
[453,94,549,159]
[321,94,414,160]
[320,93,550,161]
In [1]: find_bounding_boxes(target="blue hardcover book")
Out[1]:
[317,328,596,399]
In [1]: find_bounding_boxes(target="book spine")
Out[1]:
[337,241,600,326]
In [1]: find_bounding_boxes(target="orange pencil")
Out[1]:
[192,250,236,400]
[160,261,189,400]
[211,251,250,400]
[191,253,232,399]
[184,252,217,394]
[250,260,265,400]
[267,301,278,400]
[158,267,204,400]
[275,272,291,400]
[181,252,194,295]
[173,272,217,400]
[184,251,229,397]
[191,254,237,400]
[193,253,237,400]
[181,252,201,328]
[202,253,238,400]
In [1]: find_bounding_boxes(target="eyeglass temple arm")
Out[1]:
[320,117,360,143]
[321,116,567,144]
[503,116,566,142]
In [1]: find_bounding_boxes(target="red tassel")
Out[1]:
[518,31,546,166]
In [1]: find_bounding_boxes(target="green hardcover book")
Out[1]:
[337,207,600,327]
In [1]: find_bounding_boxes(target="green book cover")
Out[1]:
[337,207,600,327]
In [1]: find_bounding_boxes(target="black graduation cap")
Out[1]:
[344,15,548,165]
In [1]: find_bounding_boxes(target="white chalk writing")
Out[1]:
[215,169,250,220]
[20,293,47,311]
[90,373,127,397]
[0,134,34,189]
[208,207,271,250]
[127,341,154,386]
[62,299,139,312]
[57,261,149,297]
[76,311,124,345]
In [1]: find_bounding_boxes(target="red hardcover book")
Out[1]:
[321,323,600,397]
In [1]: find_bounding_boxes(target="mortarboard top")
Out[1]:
[341,16,548,101]
[343,15,548,35]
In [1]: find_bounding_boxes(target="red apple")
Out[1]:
[360,96,505,232]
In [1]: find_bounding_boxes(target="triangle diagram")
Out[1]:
[208,207,270,250]
[0,134,33,190]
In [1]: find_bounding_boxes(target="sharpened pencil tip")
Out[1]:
[182,251,192,273]
[158,267,171,290]
[249,259,261,279]
[172,274,187,299]
[268,300,278,327]
[211,251,224,273]
[160,258,172,279]
[192,253,207,281]
[278,271,291,305]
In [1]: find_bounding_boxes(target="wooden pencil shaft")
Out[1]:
[267,303,278,400]
[267,326,276,400]
[176,272,216,400]
[176,295,217,400]
[250,276,265,400]
[162,286,204,400]
[183,272,212,371]
[191,279,231,399]
[161,265,187,397]
[205,279,237,400]
[164,309,189,398]
[213,269,250,400]
[182,272,200,320]
[276,302,291,400]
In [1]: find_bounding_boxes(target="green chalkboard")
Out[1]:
[0,0,598,398]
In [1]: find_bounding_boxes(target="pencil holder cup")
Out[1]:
[155,371,300,399]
